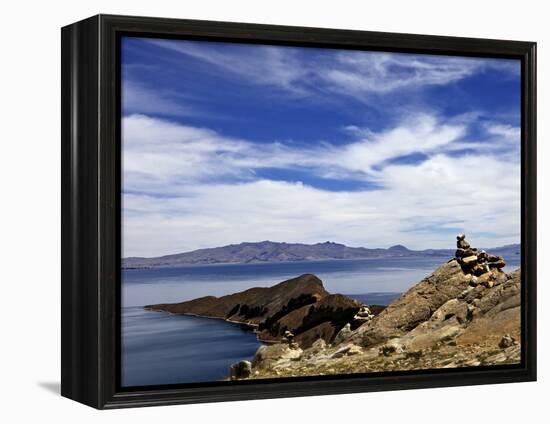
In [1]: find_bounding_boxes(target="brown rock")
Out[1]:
[472,263,490,276]
[353,259,471,346]
[229,360,252,379]
[499,334,517,349]
[455,248,467,258]
[456,234,471,249]
[461,255,478,266]
[332,344,362,358]
[488,259,506,269]
[476,272,494,287]
[252,344,302,369]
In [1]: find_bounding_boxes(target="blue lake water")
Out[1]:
[121,256,521,387]
[122,307,263,386]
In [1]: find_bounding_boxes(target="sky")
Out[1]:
[121,37,521,258]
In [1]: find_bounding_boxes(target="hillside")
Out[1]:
[124,240,520,268]
[145,274,366,347]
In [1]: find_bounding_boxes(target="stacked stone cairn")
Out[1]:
[455,234,507,288]
[333,306,374,344]
[353,306,374,324]
[282,330,299,349]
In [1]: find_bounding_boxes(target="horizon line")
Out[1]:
[123,239,521,259]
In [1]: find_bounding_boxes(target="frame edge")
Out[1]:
[61,14,103,409]
[62,14,538,409]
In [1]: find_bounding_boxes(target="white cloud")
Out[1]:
[122,114,520,256]
[484,122,521,141]
[328,114,465,174]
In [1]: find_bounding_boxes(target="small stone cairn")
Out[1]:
[455,234,506,286]
[282,330,299,349]
[333,306,374,344]
[353,306,374,324]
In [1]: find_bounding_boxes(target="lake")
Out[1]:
[121,256,520,387]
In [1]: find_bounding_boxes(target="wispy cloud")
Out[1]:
[147,40,310,95]
[320,52,519,98]
[147,39,519,100]
[122,80,197,117]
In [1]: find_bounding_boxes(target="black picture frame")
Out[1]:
[61,14,537,409]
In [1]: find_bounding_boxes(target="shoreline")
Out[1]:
[144,308,259,332]
[122,255,454,270]
[143,307,286,345]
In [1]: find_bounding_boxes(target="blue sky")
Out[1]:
[121,37,521,257]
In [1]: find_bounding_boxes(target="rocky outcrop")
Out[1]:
[241,236,521,380]
[349,259,471,346]
[146,274,366,347]
[347,235,511,347]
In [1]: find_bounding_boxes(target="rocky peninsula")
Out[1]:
[146,273,371,347]
[146,235,521,380]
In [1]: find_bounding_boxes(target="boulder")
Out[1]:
[332,344,363,358]
[456,234,470,249]
[472,263,490,276]
[229,360,252,380]
[252,344,302,369]
[310,338,327,352]
[461,255,478,266]
[499,334,517,349]
[457,247,476,258]
[455,248,467,258]
[478,250,489,261]
[334,323,352,344]
[488,259,506,269]
[379,341,405,356]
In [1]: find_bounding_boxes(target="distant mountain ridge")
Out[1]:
[123,240,520,269]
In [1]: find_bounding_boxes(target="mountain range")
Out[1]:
[123,240,520,268]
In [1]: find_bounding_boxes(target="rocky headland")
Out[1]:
[146,274,373,347]
[145,235,521,380]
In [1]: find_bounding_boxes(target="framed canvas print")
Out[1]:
[61,14,537,409]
